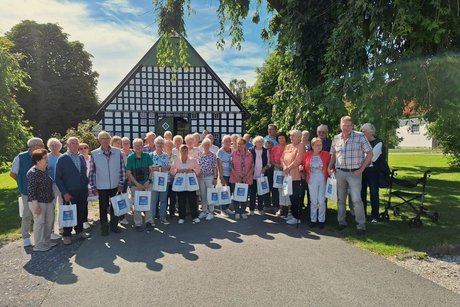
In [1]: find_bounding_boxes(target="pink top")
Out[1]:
[229,150,254,185]
[270,145,285,166]
[170,157,201,176]
[281,143,305,181]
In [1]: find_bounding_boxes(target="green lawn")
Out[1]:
[0,172,22,241]
[340,154,460,256]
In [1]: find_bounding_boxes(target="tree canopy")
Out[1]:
[0,38,32,166]
[5,20,99,141]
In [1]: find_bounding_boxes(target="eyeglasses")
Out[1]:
[79,147,88,150]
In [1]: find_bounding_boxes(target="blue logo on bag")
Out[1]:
[221,191,229,200]
[327,184,332,193]
[276,175,284,184]
[211,193,218,201]
[118,199,127,210]
[63,210,73,221]
[189,176,197,185]
[237,187,245,196]
[175,177,184,185]
[158,177,165,186]
[261,181,268,189]
[139,196,148,206]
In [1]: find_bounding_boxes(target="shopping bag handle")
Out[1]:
[64,201,71,206]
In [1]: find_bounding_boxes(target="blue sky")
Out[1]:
[0,0,274,100]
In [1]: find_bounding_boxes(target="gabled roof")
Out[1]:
[95,35,249,118]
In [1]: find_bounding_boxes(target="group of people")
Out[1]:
[10,115,387,251]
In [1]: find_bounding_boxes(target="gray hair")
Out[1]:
[222,135,232,143]
[289,129,302,139]
[27,137,44,148]
[154,136,165,145]
[361,123,376,135]
[201,138,211,146]
[252,136,264,145]
[133,138,144,146]
[317,124,328,132]
[47,138,62,148]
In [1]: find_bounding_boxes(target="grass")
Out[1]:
[389,148,442,153]
[339,154,460,256]
[0,172,22,241]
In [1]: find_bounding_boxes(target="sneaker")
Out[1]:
[135,226,144,232]
[192,218,201,224]
[62,236,72,245]
[145,222,154,230]
[23,238,32,247]
[309,221,317,228]
[221,210,229,217]
[356,229,366,236]
[83,222,91,229]
[206,213,214,221]
[286,218,300,225]
[235,213,241,220]
[371,219,378,224]
[178,219,185,224]
[318,222,325,229]
[242,214,248,220]
[198,211,208,219]
[249,210,255,216]
[50,233,62,240]
[77,232,90,239]
[161,218,170,225]
[283,213,294,220]
[275,210,282,217]
[120,218,129,225]
[33,246,51,252]
[226,209,235,215]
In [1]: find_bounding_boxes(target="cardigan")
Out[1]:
[303,151,331,183]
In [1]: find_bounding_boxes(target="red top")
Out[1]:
[229,150,254,185]
[303,151,331,183]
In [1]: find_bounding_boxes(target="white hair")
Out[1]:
[201,138,211,146]
[133,138,143,145]
[222,135,232,143]
[289,129,302,139]
[27,137,44,148]
[361,123,376,135]
[252,136,264,145]
[184,134,194,143]
[47,138,62,148]
[317,124,328,132]
[154,136,165,145]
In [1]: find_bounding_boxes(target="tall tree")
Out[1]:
[228,78,247,101]
[0,38,32,166]
[5,20,99,140]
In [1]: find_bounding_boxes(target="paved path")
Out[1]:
[35,214,459,307]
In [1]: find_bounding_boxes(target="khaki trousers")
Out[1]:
[130,186,152,226]
[28,201,55,249]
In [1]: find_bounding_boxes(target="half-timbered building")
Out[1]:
[95,36,249,143]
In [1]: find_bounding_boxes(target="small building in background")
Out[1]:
[396,117,434,148]
[95,36,249,142]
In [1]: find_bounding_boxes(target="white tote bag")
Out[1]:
[207,187,219,205]
[282,175,293,196]
[325,175,338,201]
[218,186,232,205]
[186,173,200,191]
[257,176,270,196]
[233,183,249,202]
[58,202,77,228]
[152,171,168,192]
[18,197,24,218]
[273,170,284,188]
[279,191,292,206]
[172,173,186,192]
[110,193,130,216]
[134,190,151,211]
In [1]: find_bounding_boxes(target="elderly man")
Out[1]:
[328,116,373,235]
[10,137,45,247]
[263,124,279,147]
[316,124,332,152]
[55,137,90,245]
[89,131,126,236]
[143,131,156,153]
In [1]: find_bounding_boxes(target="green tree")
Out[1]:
[53,120,99,151]
[5,20,99,140]
[0,38,32,166]
[228,78,247,101]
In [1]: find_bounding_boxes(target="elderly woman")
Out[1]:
[197,138,218,220]
[281,130,305,225]
[185,134,201,159]
[164,130,173,141]
[121,137,133,164]
[249,136,270,215]
[230,137,254,220]
[111,136,130,225]
[270,132,288,216]
[126,138,154,231]
[149,136,171,225]
[231,134,239,152]
[172,135,184,156]
[47,138,63,240]
[300,130,311,216]
[303,137,331,228]
[78,142,93,229]
[170,144,201,224]
[164,140,177,218]
[217,135,235,217]
[27,149,56,252]
[361,123,385,224]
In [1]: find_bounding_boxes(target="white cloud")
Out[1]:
[99,0,145,15]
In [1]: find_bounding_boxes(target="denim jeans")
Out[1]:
[361,166,380,220]
[220,176,232,211]
[151,189,168,220]
[336,169,366,230]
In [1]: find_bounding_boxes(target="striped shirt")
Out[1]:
[331,131,372,170]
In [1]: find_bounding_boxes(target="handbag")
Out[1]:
[134,190,151,211]
[186,173,200,191]
[233,182,249,202]
[152,171,168,192]
[282,175,293,196]
[172,173,186,192]
[207,187,219,205]
[58,202,77,228]
[257,176,270,195]
[110,193,130,216]
[273,170,284,188]
[218,186,232,205]
[325,175,337,201]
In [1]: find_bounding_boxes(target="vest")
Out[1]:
[370,137,386,169]
[18,151,32,195]
[251,147,268,167]
[91,147,122,190]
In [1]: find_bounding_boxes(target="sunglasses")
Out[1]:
[79,147,88,150]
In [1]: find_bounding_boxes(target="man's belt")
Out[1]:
[337,168,359,172]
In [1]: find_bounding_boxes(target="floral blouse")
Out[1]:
[150,151,171,167]
[27,166,54,203]
[198,152,217,177]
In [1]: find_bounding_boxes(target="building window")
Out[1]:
[140,112,147,118]
[191,113,198,119]
[213,113,220,119]
[409,124,420,134]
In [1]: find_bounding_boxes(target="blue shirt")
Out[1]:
[263,135,278,146]
[47,153,60,181]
